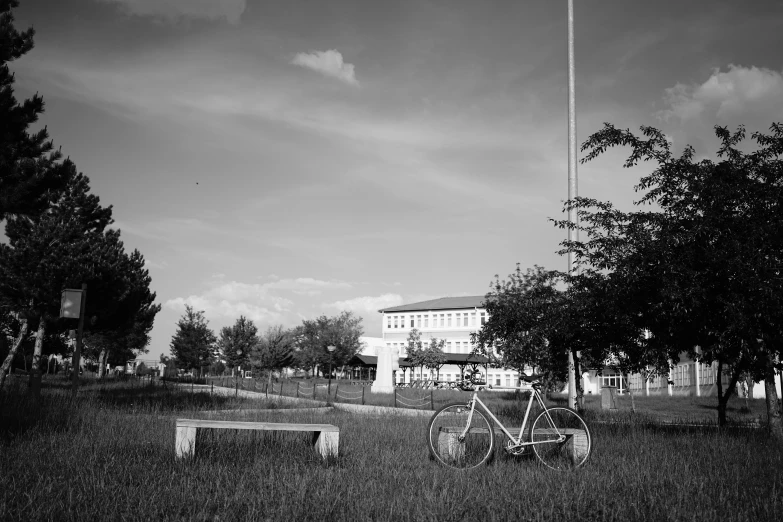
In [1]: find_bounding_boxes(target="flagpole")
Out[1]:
[567,0,578,410]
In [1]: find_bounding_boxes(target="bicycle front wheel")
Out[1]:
[427,403,495,470]
[530,407,591,470]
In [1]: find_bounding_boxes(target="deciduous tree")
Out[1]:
[170,306,216,372]
[217,316,258,375]
[556,123,783,437]
[250,324,295,387]
[294,311,364,377]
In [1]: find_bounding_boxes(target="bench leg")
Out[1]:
[313,431,339,458]
[437,431,464,461]
[175,426,197,458]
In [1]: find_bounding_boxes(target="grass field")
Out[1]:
[1,376,781,521]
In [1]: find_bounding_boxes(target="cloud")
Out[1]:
[657,65,783,122]
[291,49,359,86]
[96,0,246,24]
[164,280,293,325]
[264,277,354,296]
[163,277,358,327]
[326,293,404,315]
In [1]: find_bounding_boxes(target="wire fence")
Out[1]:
[334,385,365,404]
[394,389,434,410]
[296,383,316,399]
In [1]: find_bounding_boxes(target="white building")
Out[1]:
[378,296,521,386]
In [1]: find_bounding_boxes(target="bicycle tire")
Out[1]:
[530,407,591,470]
[427,402,495,470]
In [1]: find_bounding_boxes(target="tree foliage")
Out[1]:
[169,306,216,371]
[294,311,364,375]
[0,169,159,388]
[554,122,783,434]
[249,325,295,375]
[217,316,258,370]
[0,0,70,220]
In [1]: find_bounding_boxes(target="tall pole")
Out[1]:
[567,0,578,410]
[71,283,87,399]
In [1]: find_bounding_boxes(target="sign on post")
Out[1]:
[60,289,83,318]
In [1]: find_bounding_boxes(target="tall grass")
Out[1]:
[1,376,781,521]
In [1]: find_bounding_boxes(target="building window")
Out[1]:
[447,314,452,327]
[505,375,511,387]
[447,341,452,351]
[440,314,445,327]
[471,312,476,326]
[387,316,391,329]
[424,315,429,328]
[699,364,714,385]
[394,316,399,328]
[410,317,415,328]
[416,315,421,328]
[480,312,486,325]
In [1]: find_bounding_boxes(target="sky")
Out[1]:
[7,0,783,361]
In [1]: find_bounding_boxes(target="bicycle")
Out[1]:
[427,374,592,471]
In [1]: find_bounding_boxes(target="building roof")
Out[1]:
[378,296,486,313]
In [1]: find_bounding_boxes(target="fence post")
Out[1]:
[235,379,238,397]
[211,382,213,395]
[430,390,434,410]
[394,388,398,408]
[362,386,365,405]
[296,382,300,398]
[265,382,269,398]
[335,385,339,403]
[280,382,284,397]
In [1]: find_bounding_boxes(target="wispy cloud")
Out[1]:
[95,0,246,24]
[291,49,359,86]
[164,277,359,328]
[325,293,404,315]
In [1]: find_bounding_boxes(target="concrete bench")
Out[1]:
[437,426,587,460]
[175,419,339,459]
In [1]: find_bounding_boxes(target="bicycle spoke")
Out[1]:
[427,403,495,470]
[530,407,591,470]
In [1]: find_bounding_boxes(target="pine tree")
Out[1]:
[0,163,159,393]
[0,167,117,390]
[0,0,70,219]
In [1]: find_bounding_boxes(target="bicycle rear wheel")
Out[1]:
[427,402,495,470]
[530,407,591,470]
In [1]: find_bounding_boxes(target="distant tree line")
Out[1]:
[0,1,160,392]
[473,123,783,442]
[166,307,365,382]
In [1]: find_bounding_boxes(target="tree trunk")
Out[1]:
[716,359,743,427]
[0,319,29,390]
[574,350,584,412]
[763,360,783,443]
[623,370,636,413]
[30,318,45,373]
[97,348,108,379]
[28,318,46,397]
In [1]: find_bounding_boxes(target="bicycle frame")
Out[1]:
[459,385,567,447]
